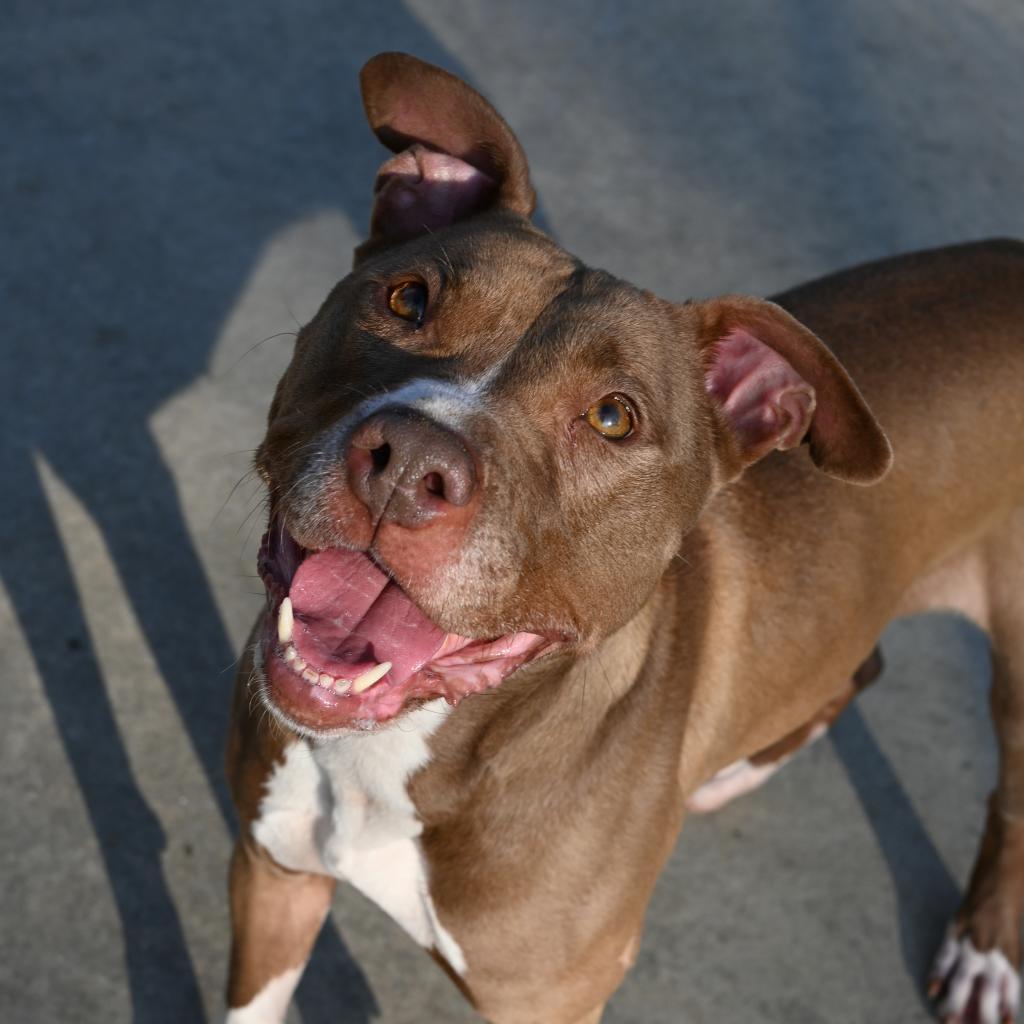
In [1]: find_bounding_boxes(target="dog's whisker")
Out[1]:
[222,330,299,376]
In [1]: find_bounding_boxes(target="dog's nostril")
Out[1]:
[423,471,445,498]
[370,443,391,474]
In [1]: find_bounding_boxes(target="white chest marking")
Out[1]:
[251,701,467,975]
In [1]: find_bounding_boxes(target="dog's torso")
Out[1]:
[233,594,679,1009]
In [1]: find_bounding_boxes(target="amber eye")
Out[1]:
[584,395,635,439]
[387,282,428,326]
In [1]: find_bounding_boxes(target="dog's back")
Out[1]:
[676,239,1024,777]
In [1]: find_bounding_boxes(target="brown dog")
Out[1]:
[225,52,1024,1024]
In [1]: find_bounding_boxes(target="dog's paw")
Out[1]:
[929,929,1021,1024]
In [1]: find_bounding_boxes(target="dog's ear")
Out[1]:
[691,295,892,485]
[358,52,534,247]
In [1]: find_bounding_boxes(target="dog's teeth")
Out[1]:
[333,678,351,695]
[352,662,392,694]
[277,597,294,646]
[301,667,319,685]
[283,645,298,665]
[318,673,335,689]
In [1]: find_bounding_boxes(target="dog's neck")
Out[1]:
[406,575,704,822]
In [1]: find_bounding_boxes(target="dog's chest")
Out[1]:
[251,701,466,973]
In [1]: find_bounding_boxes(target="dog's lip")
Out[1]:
[258,604,559,732]
[255,521,563,731]
[257,525,493,643]
[260,618,557,733]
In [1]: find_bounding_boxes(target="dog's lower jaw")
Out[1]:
[254,617,561,738]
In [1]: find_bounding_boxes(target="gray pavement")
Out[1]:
[2,2,1023,1021]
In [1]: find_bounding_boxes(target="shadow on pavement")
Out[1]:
[830,705,962,1011]
[0,3,531,1019]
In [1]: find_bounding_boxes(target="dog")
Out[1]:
[225,52,1024,1024]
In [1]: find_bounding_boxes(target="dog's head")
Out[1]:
[254,53,892,735]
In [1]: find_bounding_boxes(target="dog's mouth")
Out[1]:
[255,517,557,732]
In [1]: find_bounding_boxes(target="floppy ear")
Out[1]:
[357,52,535,248]
[694,295,892,485]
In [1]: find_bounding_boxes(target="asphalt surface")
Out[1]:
[3,2,1024,1022]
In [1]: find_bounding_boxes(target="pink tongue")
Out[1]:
[288,548,451,684]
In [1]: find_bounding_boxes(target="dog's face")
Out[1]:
[254,53,891,736]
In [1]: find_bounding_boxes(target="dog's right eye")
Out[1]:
[387,282,428,326]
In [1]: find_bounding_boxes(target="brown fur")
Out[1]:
[226,53,1024,1023]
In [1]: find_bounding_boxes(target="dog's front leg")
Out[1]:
[930,608,1024,1024]
[226,837,335,1023]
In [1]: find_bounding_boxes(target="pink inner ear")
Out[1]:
[371,144,498,241]
[706,327,817,459]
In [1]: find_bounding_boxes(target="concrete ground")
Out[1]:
[2,2,1023,1021]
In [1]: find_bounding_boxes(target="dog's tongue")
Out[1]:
[288,548,451,683]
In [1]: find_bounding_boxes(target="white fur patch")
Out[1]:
[251,740,326,875]
[685,758,782,814]
[931,929,1021,1024]
[353,376,486,431]
[686,724,828,814]
[225,965,303,1023]
[251,700,468,976]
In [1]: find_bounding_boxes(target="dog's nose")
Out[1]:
[346,409,477,528]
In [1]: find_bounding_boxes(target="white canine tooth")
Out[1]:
[352,661,392,694]
[277,597,294,646]
[333,679,351,694]
[301,667,319,685]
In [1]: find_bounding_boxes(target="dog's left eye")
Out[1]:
[583,395,635,439]
[387,282,428,326]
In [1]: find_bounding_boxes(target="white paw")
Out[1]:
[929,929,1021,1023]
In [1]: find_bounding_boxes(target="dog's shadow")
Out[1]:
[830,706,960,1001]
[829,615,995,1011]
